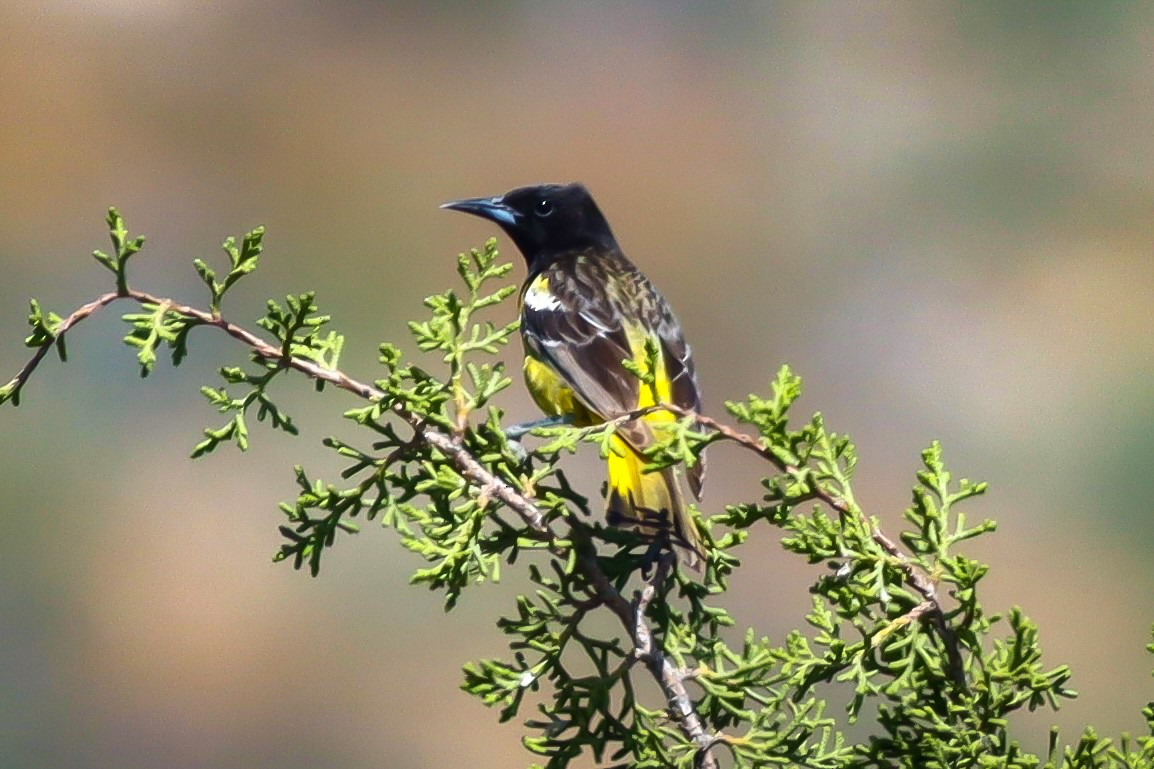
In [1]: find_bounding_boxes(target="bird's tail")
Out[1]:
[605,435,706,572]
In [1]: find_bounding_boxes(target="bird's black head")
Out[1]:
[441,183,617,268]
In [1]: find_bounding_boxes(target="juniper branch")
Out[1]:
[558,401,967,690]
[0,284,719,767]
[8,213,1111,767]
[681,406,966,686]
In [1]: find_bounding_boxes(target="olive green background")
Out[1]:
[2,3,1152,767]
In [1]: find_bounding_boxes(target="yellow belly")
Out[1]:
[523,355,598,427]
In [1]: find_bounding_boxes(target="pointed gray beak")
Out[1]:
[440,196,521,227]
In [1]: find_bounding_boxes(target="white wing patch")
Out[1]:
[524,276,563,311]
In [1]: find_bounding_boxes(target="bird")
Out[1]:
[441,183,707,570]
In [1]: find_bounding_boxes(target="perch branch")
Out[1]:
[2,288,720,766]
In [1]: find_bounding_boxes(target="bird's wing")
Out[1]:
[522,256,706,499]
[522,278,643,430]
[652,308,706,500]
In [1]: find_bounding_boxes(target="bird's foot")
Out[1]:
[504,414,572,441]
[503,415,572,464]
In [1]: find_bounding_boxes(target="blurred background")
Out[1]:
[2,2,1153,766]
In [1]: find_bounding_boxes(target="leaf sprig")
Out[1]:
[194,226,265,315]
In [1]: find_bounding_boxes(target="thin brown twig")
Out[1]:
[627,552,724,763]
[574,543,717,761]
[3,291,123,401]
[630,551,673,666]
[2,288,720,767]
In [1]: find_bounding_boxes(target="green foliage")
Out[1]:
[194,226,265,314]
[0,300,68,406]
[275,240,556,603]
[188,292,339,457]
[407,242,520,429]
[92,207,145,295]
[4,210,1154,769]
[260,292,346,372]
[24,299,65,355]
[122,302,194,375]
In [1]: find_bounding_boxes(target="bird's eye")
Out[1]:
[534,198,554,217]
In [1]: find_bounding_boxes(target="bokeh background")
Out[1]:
[2,2,1153,767]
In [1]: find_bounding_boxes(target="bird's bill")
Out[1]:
[440,196,521,227]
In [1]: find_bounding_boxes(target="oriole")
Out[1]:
[442,183,706,570]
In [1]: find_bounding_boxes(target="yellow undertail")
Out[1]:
[606,435,705,571]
